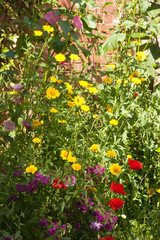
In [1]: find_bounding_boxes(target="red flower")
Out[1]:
[110,182,126,195]
[52,179,66,189]
[99,237,115,240]
[107,198,125,210]
[134,93,138,99]
[0,113,8,125]
[128,159,143,170]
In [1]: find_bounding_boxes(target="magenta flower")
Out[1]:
[73,16,83,30]
[65,175,76,187]
[44,11,60,25]
[22,120,31,128]
[3,120,16,132]
[13,83,23,92]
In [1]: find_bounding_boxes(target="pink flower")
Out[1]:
[22,120,31,128]
[13,83,23,92]
[13,98,24,104]
[65,175,76,187]
[3,120,16,132]
[60,61,67,66]
[44,11,60,25]
[73,16,83,30]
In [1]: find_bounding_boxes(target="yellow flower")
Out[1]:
[90,144,99,153]
[106,64,116,70]
[109,119,119,126]
[148,188,155,197]
[117,79,121,84]
[42,25,54,33]
[46,87,60,99]
[69,54,80,61]
[92,114,99,119]
[34,30,43,36]
[67,101,75,108]
[106,104,113,114]
[60,150,68,160]
[26,165,37,174]
[79,80,88,88]
[140,78,147,82]
[123,80,128,86]
[136,51,147,61]
[67,151,77,163]
[55,53,66,62]
[86,187,97,192]
[110,164,122,175]
[10,90,19,95]
[73,95,85,106]
[87,87,98,94]
[58,120,67,123]
[81,105,90,112]
[107,151,117,157]
[157,189,160,193]
[130,71,140,79]
[104,77,112,84]
[65,82,73,94]
[132,41,139,44]
[50,108,58,113]
[33,120,43,127]
[130,77,141,85]
[32,138,42,143]
[72,163,81,171]
[127,155,132,159]
[50,76,63,83]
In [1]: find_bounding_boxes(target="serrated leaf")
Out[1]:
[102,33,126,52]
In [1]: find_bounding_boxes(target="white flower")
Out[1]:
[121,214,127,219]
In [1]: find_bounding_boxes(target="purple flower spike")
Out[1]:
[3,120,16,132]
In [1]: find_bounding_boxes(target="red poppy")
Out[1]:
[110,182,126,195]
[99,237,115,240]
[52,179,66,189]
[107,198,125,210]
[128,159,143,170]
[134,93,138,99]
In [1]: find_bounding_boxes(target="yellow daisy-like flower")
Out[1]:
[65,82,73,94]
[90,144,99,153]
[69,54,80,61]
[116,79,121,84]
[104,77,112,84]
[106,64,116,70]
[67,151,77,163]
[86,187,97,192]
[67,101,75,108]
[157,189,160,193]
[92,114,99,119]
[32,138,42,143]
[136,51,147,61]
[55,53,66,62]
[72,163,81,171]
[130,71,140,79]
[58,120,67,123]
[26,165,37,174]
[10,90,19,95]
[87,87,98,94]
[50,108,58,113]
[132,41,139,44]
[148,188,155,197]
[106,104,113,114]
[130,77,141,85]
[34,30,43,36]
[42,25,54,33]
[107,151,117,157]
[50,76,63,83]
[81,105,90,112]
[73,95,85,106]
[109,119,119,126]
[110,164,122,175]
[33,120,43,127]
[60,150,69,160]
[46,87,60,99]
[127,155,132,159]
[79,80,88,88]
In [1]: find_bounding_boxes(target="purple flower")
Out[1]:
[60,224,66,229]
[22,120,31,128]
[44,11,60,25]
[28,180,39,194]
[90,221,103,230]
[10,195,19,202]
[73,16,83,30]
[3,120,16,132]
[65,175,76,187]
[13,170,23,177]
[34,172,50,185]
[103,216,118,232]
[13,98,24,104]
[75,201,88,213]
[48,227,57,236]
[40,219,49,227]
[73,222,81,229]
[13,83,23,92]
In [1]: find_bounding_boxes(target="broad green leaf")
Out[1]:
[148,9,160,18]
[156,147,160,153]
[83,14,96,29]
[121,20,135,27]
[58,19,71,35]
[0,50,19,58]
[139,0,151,12]
[131,33,147,38]
[102,33,126,52]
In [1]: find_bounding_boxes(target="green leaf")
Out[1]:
[0,50,19,58]
[102,33,126,52]
[58,19,71,35]
[121,20,135,27]
[83,14,96,29]
[61,201,65,212]
[148,8,160,18]
[102,2,113,10]
[155,147,160,153]
[131,33,147,38]
[139,0,151,12]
